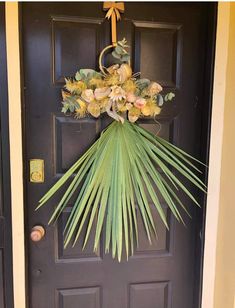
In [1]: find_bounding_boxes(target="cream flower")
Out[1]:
[134,97,147,109]
[117,101,132,112]
[141,104,151,116]
[141,98,162,116]
[99,97,110,109]
[126,102,133,110]
[81,89,95,103]
[146,82,163,97]
[117,102,127,112]
[109,86,126,102]
[126,92,137,103]
[153,106,161,115]
[87,102,100,118]
[128,107,141,123]
[94,87,111,101]
[117,64,132,84]
[107,64,119,74]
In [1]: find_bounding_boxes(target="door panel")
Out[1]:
[22,3,215,308]
[58,286,101,308]
[52,16,104,84]
[134,21,182,88]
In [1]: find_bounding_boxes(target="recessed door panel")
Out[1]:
[57,287,101,308]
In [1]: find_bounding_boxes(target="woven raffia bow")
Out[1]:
[103,2,124,45]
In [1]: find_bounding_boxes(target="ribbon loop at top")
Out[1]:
[103,2,125,45]
[103,2,124,13]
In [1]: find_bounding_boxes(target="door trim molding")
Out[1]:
[0,3,14,307]
[5,3,228,308]
[5,3,26,308]
[201,3,231,308]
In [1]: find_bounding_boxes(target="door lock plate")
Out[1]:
[30,159,44,183]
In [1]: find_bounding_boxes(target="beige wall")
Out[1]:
[201,3,230,308]
[5,2,26,308]
[214,3,235,308]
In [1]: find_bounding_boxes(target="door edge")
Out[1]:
[0,2,14,308]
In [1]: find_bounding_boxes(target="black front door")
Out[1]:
[22,3,215,308]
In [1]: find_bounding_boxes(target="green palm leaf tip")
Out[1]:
[37,120,206,261]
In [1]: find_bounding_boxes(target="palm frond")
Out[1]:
[37,121,206,261]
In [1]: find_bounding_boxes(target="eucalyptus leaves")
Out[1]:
[112,38,130,62]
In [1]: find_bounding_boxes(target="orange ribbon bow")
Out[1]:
[103,2,125,45]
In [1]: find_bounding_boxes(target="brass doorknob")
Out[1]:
[30,225,45,242]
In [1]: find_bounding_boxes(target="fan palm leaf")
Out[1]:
[37,121,206,261]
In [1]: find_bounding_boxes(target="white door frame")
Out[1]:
[5,2,230,308]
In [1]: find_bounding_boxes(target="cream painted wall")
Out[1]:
[201,3,230,308]
[214,3,235,308]
[5,2,26,308]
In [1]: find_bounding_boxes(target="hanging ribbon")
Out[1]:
[103,2,125,45]
[105,100,125,124]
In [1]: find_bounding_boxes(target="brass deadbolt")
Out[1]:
[30,159,44,183]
